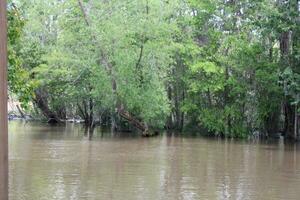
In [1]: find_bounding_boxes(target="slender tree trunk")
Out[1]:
[224,65,231,135]
[77,102,86,121]
[166,84,174,129]
[89,98,94,127]
[294,104,298,139]
[280,30,296,139]
[180,90,185,131]
[284,101,295,139]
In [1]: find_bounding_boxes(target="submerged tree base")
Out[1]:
[142,130,160,137]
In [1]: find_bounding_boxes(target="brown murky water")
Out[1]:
[8,121,300,200]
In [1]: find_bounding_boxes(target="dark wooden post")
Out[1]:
[0,0,8,199]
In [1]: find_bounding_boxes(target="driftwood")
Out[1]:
[16,105,25,118]
[117,109,151,136]
[34,89,61,123]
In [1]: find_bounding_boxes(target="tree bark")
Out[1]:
[280,30,297,139]
[89,98,94,127]
[294,104,298,139]
[16,104,25,118]
[34,89,61,123]
[118,108,148,135]
[0,0,8,198]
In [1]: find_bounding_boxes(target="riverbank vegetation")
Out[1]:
[7,0,300,138]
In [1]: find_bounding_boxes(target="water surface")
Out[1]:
[9,121,300,200]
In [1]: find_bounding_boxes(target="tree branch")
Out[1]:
[135,45,144,69]
[78,0,90,26]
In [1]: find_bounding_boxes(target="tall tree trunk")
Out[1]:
[224,65,231,136]
[294,104,298,139]
[179,90,185,131]
[280,31,296,139]
[166,84,174,129]
[266,41,279,135]
[89,98,94,127]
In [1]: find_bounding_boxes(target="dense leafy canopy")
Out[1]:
[8,0,300,138]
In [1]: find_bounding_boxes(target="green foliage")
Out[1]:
[7,2,37,109]
[180,0,300,137]
[8,0,299,137]
[10,0,180,128]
